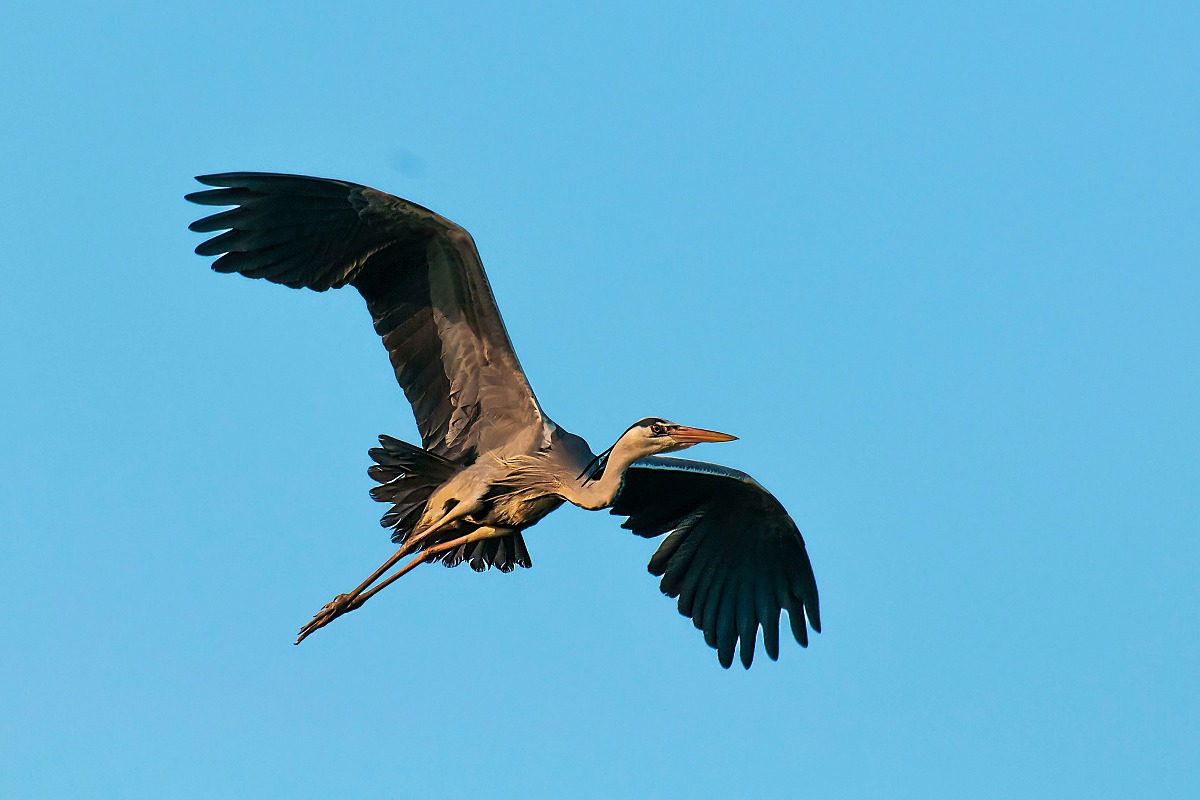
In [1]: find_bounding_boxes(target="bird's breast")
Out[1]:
[486,491,565,529]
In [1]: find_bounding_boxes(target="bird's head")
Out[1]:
[621,417,738,458]
[579,418,738,487]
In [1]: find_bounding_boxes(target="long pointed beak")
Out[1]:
[672,426,738,444]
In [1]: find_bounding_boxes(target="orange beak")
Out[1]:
[672,425,738,444]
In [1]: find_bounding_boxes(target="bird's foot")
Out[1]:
[295,592,361,644]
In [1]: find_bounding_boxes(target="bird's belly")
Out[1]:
[486,492,565,529]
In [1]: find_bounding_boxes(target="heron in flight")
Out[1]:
[187,172,820,668]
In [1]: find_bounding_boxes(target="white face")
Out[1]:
[626,418,738,456]
[637,419,689,455]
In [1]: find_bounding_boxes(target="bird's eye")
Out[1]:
[650,424,665,436]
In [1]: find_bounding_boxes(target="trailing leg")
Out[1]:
[294,524,510,644]
[293,498,481,644]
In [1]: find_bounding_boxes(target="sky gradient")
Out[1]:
[2,3,1197,798]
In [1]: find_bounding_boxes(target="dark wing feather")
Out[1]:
[611,457,820,669]
[187,172,550,462]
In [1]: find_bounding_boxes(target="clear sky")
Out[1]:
[2,2,1196,798]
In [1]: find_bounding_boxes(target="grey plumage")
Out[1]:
[187,171,821,668]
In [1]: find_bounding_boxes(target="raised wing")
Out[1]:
[187,172,550,463]
[612,457,821,669]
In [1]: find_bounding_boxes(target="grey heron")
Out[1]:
[186,172,820,669]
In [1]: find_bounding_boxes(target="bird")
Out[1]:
[186,172,820,669]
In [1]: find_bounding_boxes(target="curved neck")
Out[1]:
[568,435,648,510]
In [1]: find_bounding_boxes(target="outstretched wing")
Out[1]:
[187,172,550,463]
[611,457,821,669]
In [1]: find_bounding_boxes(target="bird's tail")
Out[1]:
[366,435,532,572]
[368,435,459,544]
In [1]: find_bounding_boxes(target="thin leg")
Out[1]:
[292,502,479,643]
[355,527,506,604]
[341,539,421,605]
[294,526,506,644]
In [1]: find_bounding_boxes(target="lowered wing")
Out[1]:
[612,457,821,668]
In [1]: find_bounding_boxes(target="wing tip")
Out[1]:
[194,173,239,188]
[739,639,755,669]
[183,189,217,206]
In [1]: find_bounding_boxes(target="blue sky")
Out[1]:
[2,2,1197,797]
